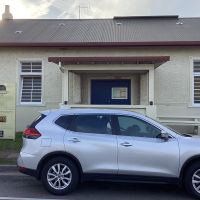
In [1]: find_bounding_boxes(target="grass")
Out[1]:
[0,132,23,151]
[0,132,23,165]
[0,158,16,165]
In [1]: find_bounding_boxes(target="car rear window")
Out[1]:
[29,114,46,128]
[55,115,73,130]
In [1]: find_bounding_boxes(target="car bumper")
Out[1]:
[17,152,39,179]
[18,165,38,178]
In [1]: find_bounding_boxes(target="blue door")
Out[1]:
[91,80,131,105]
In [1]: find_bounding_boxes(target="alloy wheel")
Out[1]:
[47,163,72,190]
[192,169,200,194]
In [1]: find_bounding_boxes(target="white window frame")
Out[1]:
[191,57,200,107]
[18,59,44,105]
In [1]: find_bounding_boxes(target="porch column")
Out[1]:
[148,68,154,105]
[62,69,69,104]
[69,72,81,104]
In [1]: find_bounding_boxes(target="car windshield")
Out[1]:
[144,115,190,137]
[162,124,192,137]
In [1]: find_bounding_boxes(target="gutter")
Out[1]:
[0,41,200,48]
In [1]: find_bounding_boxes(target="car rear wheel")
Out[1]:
[41,157,79,195]
[185,162,200,199]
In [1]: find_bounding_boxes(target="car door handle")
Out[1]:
[68,138,80,143]
[120,142,132,147]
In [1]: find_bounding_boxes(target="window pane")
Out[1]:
[194,61,200,73]
[21,76,42,103]
[194,76,200,104]
[55,115,73,130]
[71,115,112,134]
[21,61,42,73]
[118,116,161,138]
[29,114,46,128]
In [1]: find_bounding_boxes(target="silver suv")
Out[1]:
[18,108,200,198]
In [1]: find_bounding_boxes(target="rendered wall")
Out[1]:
[0,47,199,131]
[0,83,15,139]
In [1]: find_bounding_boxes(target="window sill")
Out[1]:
[17,103,46,107]
[188,104,200,108]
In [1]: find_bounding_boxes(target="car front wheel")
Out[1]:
[185,162,200,199]
[41,157,79,195]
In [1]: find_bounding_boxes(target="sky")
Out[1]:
[0,0,200,19]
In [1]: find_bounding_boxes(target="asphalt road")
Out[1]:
[0,172,195,200]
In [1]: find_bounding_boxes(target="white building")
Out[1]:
[0,6,200,137]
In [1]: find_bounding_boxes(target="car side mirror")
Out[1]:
[159,131,169,141]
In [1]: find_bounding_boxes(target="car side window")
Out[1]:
[117,115,161,138]
[70,115,112,135]
[55,115,73,130]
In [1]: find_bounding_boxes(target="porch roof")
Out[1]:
[48,56,170,67]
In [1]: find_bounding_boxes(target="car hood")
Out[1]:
[179,134,200,145]
[190,135,200,142]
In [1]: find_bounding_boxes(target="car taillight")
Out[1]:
[23,128,41,139]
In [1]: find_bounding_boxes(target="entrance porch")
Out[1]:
[48,56,170,119]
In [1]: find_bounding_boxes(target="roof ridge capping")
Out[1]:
[113,15,179,20]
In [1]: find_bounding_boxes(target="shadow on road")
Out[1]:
[0,175,194,200]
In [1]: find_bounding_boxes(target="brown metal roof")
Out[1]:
[48,56,170,66]
[0,17,200,47]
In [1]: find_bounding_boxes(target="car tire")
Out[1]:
[41,157,79,195]
[184,162,200,199]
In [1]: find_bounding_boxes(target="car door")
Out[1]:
[64,114,118,174]
[115,115,179,177]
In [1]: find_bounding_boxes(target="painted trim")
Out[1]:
[148,68,155,104]
[17,58,45,106]
[1,41,200,48]
[131,77,134,105]
[189,57,194,107]
[190,57,200,107]
[65,64,154,71]
[62,68,69,103]
[48,56,170,66]
[64,65,153,105]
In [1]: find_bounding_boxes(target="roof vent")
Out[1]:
[59,23,65,26]
[176,21,183,25]
[15,30,23,34]
[2,5,13,20]
[116,22,122,25]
